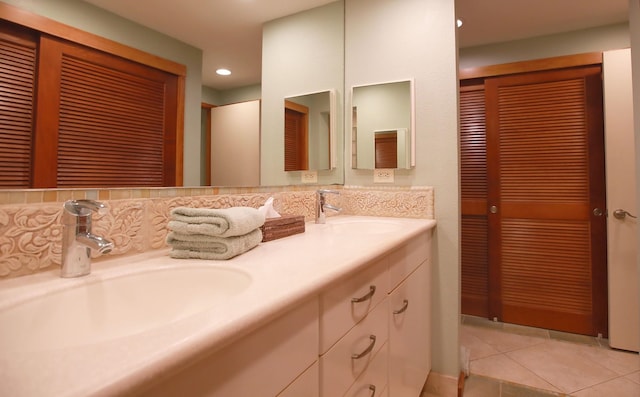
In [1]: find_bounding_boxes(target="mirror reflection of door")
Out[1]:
[284,100,309,171]
[374,131,397,168]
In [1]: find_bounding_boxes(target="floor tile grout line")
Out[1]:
[469,345,564,394]
[502,348,569,394]
[567,372,636,396]
[462,315,640,396]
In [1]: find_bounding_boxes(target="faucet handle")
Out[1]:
[64,199,108,216]
[317,189,340,196]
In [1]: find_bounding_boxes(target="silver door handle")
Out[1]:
[613,209,637,220]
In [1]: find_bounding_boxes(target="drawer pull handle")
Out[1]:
[368,384,376,397]
[393,299,409,314]
[352,335,376,359]
[351,285,376,303]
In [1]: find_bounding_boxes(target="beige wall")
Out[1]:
[459,22,629,69]
[345,0,460,376]
[261,1,345,186]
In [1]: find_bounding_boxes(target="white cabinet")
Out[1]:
[320,299,389,396]
[278,362,320,397]
[140,298,319,397]
[319,230,432,397]
[387,232,432,396]
[319,256,389,396]
[388,262,431,396]
[344,341,389,397]
[142,229,432,397]
[319,256,389,353]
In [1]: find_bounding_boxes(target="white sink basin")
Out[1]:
[325,217,405,234]
[0,265,251,352]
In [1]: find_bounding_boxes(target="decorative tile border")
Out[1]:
[0,186,434,279]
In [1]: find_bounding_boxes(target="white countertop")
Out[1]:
[0,215,436,397]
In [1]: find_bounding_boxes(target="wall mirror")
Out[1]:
[351,80,415,170]
[284,90,336,171]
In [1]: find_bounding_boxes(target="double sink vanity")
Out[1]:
[0,215,435,397]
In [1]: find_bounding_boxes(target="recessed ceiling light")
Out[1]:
[216,68,231,76]
[456,18,463,28]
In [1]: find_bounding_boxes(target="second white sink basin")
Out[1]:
[325,217,405,234]
[0,264,251,353]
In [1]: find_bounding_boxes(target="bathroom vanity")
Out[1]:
[0,216,435,397]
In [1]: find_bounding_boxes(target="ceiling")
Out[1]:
[83,0,629,91]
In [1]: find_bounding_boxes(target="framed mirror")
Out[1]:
[284,89,336,171]
[351,80,415,170]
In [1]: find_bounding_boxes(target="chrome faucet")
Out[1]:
[61,199,114,278]
[316,189,341,224]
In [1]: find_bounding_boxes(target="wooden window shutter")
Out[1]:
[0,24,37,188]
[33,35,178,188]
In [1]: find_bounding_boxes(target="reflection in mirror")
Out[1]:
[374,128,410,169]
[351,80,414,170]
[284,90,336,171]
[210,100,261,186]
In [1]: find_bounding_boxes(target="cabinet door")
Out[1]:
[278,362,319,397]
[388,263,431,396]
[140,298,318,397]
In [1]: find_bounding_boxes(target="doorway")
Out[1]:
[460,54,608,337]
[284,100,309,171]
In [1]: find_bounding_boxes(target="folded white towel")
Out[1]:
[166,229,262,260]
[169,206,265,238]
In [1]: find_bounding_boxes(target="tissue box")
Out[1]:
[260,214,305,242]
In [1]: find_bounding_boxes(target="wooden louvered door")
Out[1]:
[460,64,608,337]
[284,101,309,171]
[460,82,489,318]
[485,66,607,336]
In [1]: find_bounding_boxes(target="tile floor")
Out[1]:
[461,315,640,396]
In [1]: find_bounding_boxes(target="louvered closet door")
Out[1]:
[485,66,607,336]
[460,83,489,317]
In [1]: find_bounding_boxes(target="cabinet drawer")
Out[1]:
[320,299,388,397]
[319,256,389,353]
[344,341,388,397]
[388,232,431,291]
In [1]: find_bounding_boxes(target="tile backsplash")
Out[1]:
[0,185,434,279]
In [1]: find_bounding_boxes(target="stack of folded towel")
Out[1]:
[166,206,266,260]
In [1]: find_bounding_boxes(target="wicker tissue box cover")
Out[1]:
[260,214,305,242]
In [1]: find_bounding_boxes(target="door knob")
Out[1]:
[593,208,604,217]
[613,209,637,220]
[489,205,498,214]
